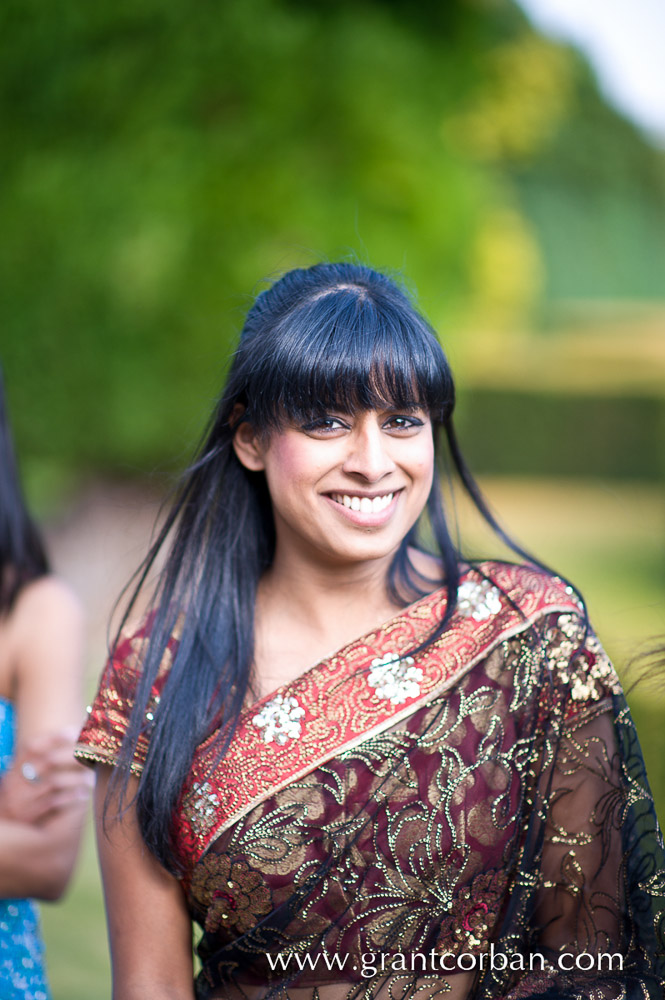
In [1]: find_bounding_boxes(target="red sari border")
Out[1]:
[174,563,581,865]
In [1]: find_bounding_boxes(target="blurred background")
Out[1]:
[1,0,663,994]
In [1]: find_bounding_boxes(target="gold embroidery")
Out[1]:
[190,853,272,935]
[436,870,509,954]
[544,613,622,708]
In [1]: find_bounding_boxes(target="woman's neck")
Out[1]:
[251,548,404,698]
[250,538,446,700]
[260,547,401,637]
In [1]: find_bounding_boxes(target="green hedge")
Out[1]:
[456,389,665,481]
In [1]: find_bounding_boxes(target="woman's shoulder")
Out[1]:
[110,608,182,667]
[471,559,583,615]
[77,610,182,773]
[475,562,623,717]
[411,559,582,627]
[99,609,183,709]
[0,575,84,696]
[11,575,83,631]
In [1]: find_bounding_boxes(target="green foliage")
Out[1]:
[511,53,665,307]
[457,389,665,481]
[0,0,500,476]
[1,0,663,480]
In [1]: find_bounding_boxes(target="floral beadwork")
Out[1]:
[252,695,305,745]
[457,578,502,622]
[545,613,621,704]
[436,869,508,954]
[188,780,221,838]
[190,852,273,935]
[368,653,423,705]
[568,644,620,702]
[544,613,579,673]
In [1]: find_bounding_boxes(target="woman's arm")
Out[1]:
[0,576,91,898]
[0,802,88,899]
[95,767,195,1000]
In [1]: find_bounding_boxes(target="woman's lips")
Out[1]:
[324,490,401,524]
[330,491,394,514]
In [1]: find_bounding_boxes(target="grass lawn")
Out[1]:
[41,477,665,999]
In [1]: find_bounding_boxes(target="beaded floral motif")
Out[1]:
[188,781,221,838]
[457,578,502,621]
[368,653,423,704]
[545,613,579,672]
[252,695,305,745]
[545,613,621,703]
[436,869,508,954]
[190,852,273,935]
[568,645,619,702]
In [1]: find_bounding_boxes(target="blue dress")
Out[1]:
[0,698,50,1000]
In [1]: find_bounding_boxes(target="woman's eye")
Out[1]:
[384,415,424,431]
[302,416,347,434]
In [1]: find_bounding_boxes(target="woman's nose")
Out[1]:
[342,422,396,482]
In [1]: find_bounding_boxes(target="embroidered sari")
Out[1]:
[76,562,665,999]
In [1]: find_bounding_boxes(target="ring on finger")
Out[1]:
[21,762,40,783]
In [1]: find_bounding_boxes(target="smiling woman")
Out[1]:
[233,407,434,572]
[75,263,665,1000]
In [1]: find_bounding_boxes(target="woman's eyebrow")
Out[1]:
[379,400,426,412]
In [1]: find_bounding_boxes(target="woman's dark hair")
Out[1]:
[0,367,49,613]
[110,262,542,872]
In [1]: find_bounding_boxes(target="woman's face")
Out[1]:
[234,406,435,568]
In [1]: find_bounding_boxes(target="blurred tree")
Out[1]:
[0,0,663,481]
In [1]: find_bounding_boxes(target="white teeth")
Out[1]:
[333,492,395,512]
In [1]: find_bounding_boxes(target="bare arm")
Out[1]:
[95,767,195,1000]
[0,576,90,898]
[0,802,88,899]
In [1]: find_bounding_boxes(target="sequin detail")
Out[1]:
[252,695,305,745]
[190,852,273,934]
[545,613,621,703]
[457,578,502,621]
[436,870,509,954]
[188,781,222,837]
[368,653,422,704]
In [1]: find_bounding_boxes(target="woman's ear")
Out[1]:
[232,419,266,471]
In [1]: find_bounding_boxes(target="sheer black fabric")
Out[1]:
[186,611,665,999]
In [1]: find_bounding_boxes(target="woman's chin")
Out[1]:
[315,532,406,568]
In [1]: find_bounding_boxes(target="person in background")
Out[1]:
[0,369,91,1000]
[78,263,664,999]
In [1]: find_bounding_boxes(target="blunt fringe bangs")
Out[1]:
[232,265,454,430]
